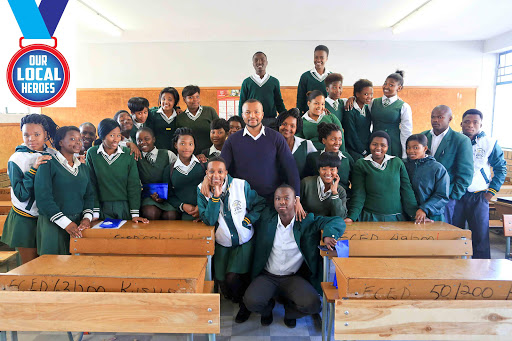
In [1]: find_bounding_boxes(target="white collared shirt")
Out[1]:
[303,111,325,124]
[292,136,317,155]
[184,106,204,121]
[142,147,177,164]
[132,120,143,130]
[368,95,413,158]
[97,144,124,161]
[250,73,270,87]
[174,154,200,176]
[119,136,134,148]
[243,125,266,141]
[320,148,346,160]
[364,154,395,170]
[54,150,81,176]
[310,68,330,82]
[317,176,333,202]
[265,215,303,276]
[430,127,450,156]
[353,101,368,117]
[157,107,177,124]
[208,145,222,157]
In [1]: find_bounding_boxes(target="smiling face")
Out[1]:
[207,161,227,188]
[102,127,122,151]
[327,81,343,100]
[175,134,195,160]
[242,102,264,128]
[314,50,328,71]
[319,166,338,186]
[22,123,47,151]
[370,137,388,162]
[228,121,242,136]
[80,125,96,150]
[274,187,296,216]
[307,95,325,118]
[355,86,374,105]
[279,116,297,140]
[322,130,342,153]
[252,53,268,75]
[118,112,134,132]
[160,92,175,111]
[406,140,427,160]
[210,128,227,148]
[184,92,201,112]
[136,130,155,153]
[382,77,402,98]
[461,114,482,140]
[59,130,82,155]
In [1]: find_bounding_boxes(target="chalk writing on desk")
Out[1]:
[113,233,200,240]
[340,233,436,240]
[1,277,196,293]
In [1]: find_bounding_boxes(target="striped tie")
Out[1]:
[383,98,391,107]
[333,100,338,111]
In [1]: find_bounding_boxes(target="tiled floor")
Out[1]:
[0,229,509,341]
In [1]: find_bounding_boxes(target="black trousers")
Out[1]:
[244,270,321,319]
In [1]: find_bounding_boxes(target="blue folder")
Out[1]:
[332,240,349,289]
[142,183,168,200]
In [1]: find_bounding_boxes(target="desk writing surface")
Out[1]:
[0,255,206,293]
[333,258,512,300]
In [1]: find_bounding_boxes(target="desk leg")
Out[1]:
[323,256,328,282]
[208,333,216,341]
[10,331,18,341]
[67,332,74,341]
[0,331,5,341]
[187,333,194,341]
[322,293,327,341]
[506,236,510,260]
[327,302,334,341]
[206,255,212,281]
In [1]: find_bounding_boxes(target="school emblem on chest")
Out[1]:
[475,148,485,159]
[232,200,243,215]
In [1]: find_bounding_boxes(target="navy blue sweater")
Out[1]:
[221,127,300,200]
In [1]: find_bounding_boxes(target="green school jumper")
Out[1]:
[371,98,404,158]
[348,157,418,222]
[137,148,176,211]
[238,75,286,118]
[35,154,94,255]
[163,160,206,221]
[305,151,354,193]
[300,176,347,218]
[176,106,219,155]
[297,113,343,150]
[296,70,332,113]
[342,104,372,161]
[147,107,177,151]
[291,137,316,179]
[86,146,141,220]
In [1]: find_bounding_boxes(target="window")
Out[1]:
[493,50,512,148]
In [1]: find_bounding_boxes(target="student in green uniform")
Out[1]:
[198,118,229,162]
[127,97,149,139]
[300,152,347,218]
[276,108,317,179]
[163,127,206,221]
[35,126,94,255]
[238,51,286,129]
[79,122,96,155]
[176,85,219,155]
[346,131,418,222]
[197,157,266,321]
[296,45,332,113]
[343,79,373,160]
[404,134,449,222]
[296,90,343,150]
[136,127,178,221]
[324,73,347,151]
[305,123,353,192]
[147,87,181,151]
[345,71,412,158]
[2,114,57,264]
[227,116,245,137]
[113,109,141,160]
[86,119,148,223]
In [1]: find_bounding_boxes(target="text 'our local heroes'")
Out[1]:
[16,55,62,94]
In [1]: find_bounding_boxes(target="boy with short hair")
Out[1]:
[238,52,286,129]
[324,73,346,151]
[201,118,229,159]
[79,122,96,154]
[127,97,150,140]
[454,109,507,259]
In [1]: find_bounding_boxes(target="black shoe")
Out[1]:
[260,299,275,326]
[284,318,296,328]
[235,303,251,323]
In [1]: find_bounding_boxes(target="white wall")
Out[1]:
[77,40,485,88]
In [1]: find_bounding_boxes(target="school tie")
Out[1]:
[145,152,154,165]
[383,98,391,107]
[333,100,338,111]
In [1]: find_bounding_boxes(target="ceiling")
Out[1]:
[75,0,512,43]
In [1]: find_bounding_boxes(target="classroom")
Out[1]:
[1,0,512,340]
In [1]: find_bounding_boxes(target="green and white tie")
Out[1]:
[383,98,391,107]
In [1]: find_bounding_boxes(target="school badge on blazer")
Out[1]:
[6,0,70,107]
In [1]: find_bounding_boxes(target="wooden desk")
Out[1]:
[333,258,512,300]
[0,215,7,238]
[0,255,207,293]
[0,201,10,215]
[72,220,215,280]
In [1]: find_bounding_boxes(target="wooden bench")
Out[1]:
[332,258,512,340]
[71,220,216,280]
[0,202,10,215]
[491,200,512,258]
[0,291,219,341]
[321,282,338,341]
[0,188,9,202]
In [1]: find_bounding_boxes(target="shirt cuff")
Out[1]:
[93,209,100,220]
[130,209,139,218]
[83,213,93,222]
[487,188,497,196]
[27,167,37,177]
[53,215,73,230]
[179,203,184,212]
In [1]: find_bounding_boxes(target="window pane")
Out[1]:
[493,83,512,148]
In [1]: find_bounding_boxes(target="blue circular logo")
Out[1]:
[11,49,65,103]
